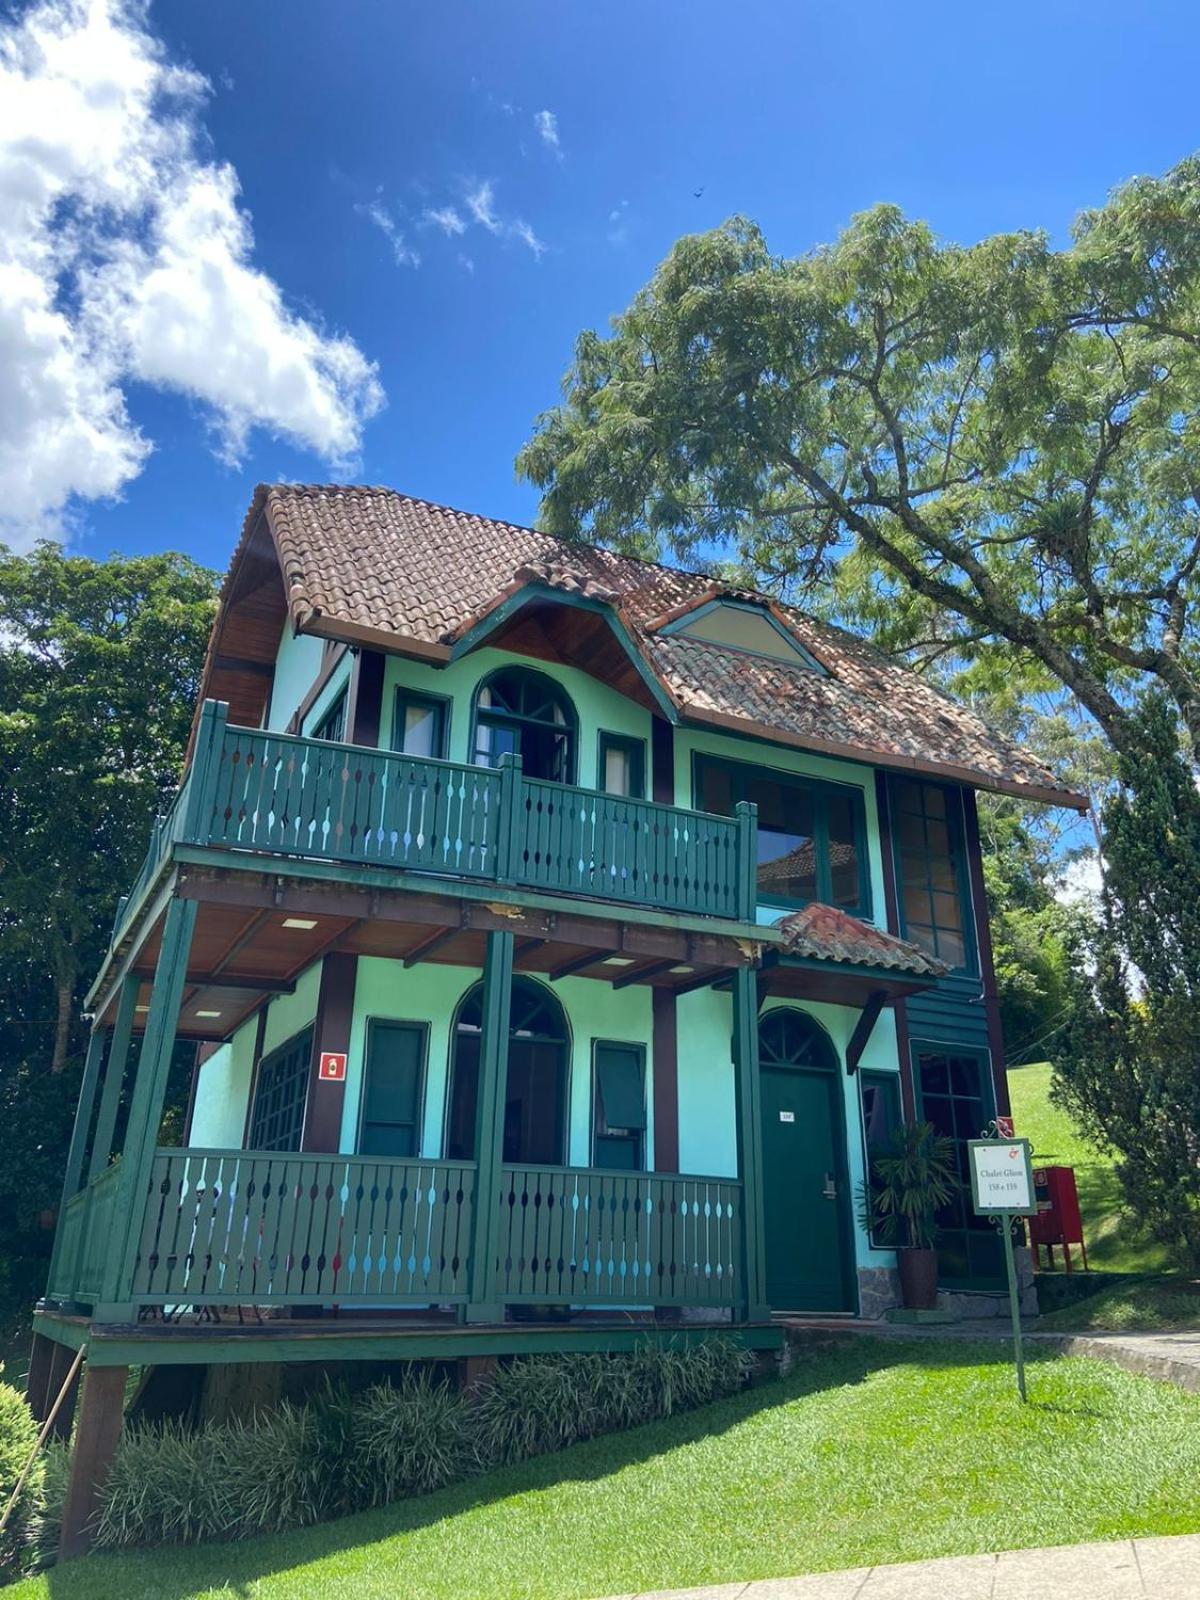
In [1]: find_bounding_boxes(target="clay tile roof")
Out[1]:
[773,905,949,978]
[236,483,1086,808]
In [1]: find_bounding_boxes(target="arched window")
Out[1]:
[758,1007,838,1071]
[472,666,577,784]
[445,977,570,1165]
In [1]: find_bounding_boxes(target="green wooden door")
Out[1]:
[759,1010,854,1313]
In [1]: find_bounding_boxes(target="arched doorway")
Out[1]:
[445,977,570,1165]
[471,666,577,784]
[758,1008,855,1312]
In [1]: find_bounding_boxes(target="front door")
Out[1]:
[759,1009,854,1313]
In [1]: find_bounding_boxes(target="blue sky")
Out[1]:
[3,0,1198,573]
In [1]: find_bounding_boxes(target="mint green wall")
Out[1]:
[673,726,886,929]
[266,628,324,730]
[339,956,654,1163]
[189,1029,255,1147]
[380,645,652,783]
[262,963,321,1055]
[676,984,900,1272]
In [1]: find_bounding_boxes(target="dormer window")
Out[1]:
[662,598,824,670]
[472,666,577,784]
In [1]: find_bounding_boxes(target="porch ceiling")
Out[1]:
[103,865,766,1040]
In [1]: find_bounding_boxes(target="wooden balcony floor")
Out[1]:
[34,1306,783,1366]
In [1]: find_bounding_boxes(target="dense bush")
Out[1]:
[0,1371,43,1581]
[92,1339,757,1551]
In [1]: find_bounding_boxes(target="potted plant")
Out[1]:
[859,1121,959,1310]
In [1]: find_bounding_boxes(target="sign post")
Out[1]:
[968,1127,1036,1402]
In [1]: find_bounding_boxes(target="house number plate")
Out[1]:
[779,1110,795,1123]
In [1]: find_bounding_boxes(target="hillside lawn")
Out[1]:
[13,1338,1200,1600]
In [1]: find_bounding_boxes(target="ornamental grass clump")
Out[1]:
[91,1339,761,1551]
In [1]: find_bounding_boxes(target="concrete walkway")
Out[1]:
[603,1533,1200,1598]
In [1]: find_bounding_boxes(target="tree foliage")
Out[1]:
[0,543,217,1281]
[1054,697,1200,1267]
[519,155,1200,764]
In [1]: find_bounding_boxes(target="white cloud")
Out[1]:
[457,253,475,275]
[533,108,561,159]
[464,179,545,258]
[0,0,383,545]
[423,205,466,237]
[358,198,420,268]
[1056,852,1103,909]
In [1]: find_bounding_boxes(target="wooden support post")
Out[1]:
[732,965,769,1322]
[25,1334,56,1424]
[88,975,139,1184]
[460,1354,498,1396]
[301,951,358,1152]
[100,896,197,1315]
[845,991,887,1076]
[465,930,514,1324]
[58,1363,128,1562]
[45,1341,82,1442]
[494,752,523,885]
[735,800,758,921]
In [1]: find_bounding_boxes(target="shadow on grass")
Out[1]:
[36,1336,1088,1600]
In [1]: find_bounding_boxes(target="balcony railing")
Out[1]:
[107,700,758,953]
[50,1148,744,1316]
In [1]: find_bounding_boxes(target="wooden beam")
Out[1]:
[213,653,275,677]
[845,991,888,1076]
[611,958,678,990]
[58,1362,128,1561]
[181,973,298,994]
[208,907,273,977]
[402,922,463,969]
[512,937,546,963]
[549,949,618,982]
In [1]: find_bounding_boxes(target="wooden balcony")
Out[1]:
[49,1148,744,1320]
[106,700,758,962]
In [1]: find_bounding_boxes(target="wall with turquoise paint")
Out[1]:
[189,1030,255,1147]
[379,645,652,785]
[676,983,900,1273]
[339,955,654,1164]
[673,725,886,929]
[266,628,324,730]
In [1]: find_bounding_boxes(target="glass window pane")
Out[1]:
[758,828,818,901]
[936,929,967,968]
[698,761,734,816]
[931,891,963,932]
[596,1045,646,1130]
[399,697,444,759]
[604,744,631,795]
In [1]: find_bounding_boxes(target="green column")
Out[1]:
[465,929,514,1324]
[87,976,139,1184]
[98,896,198,1316]
[732,965,769,1322]
[45,1024,107,1301]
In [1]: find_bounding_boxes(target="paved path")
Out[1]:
[602,1533,1200,1599]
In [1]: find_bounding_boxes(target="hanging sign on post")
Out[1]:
[968,1132,1036,1402]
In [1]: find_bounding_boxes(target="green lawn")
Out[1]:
[1040,1278,1200,1332]
[1007,1062,1170,1275]
[14,1339,1200,1600]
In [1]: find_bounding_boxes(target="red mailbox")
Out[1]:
[1028,1165,1088,1272]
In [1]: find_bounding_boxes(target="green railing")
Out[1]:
[131,1149,478,1306]
[161,702,755,920]
[47,1163,122,1303]
[52,1147,744,1316]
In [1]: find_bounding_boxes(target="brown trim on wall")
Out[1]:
[651,716,675,806]
[875,771,916,1120]
[651,989,680,1172]
[301,952,359,1151]
[348,649,386,746]
[961,788,1010,1117]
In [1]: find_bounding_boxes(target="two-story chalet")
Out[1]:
[33,484,1085,1555]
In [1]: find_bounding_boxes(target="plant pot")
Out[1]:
[897,1246,939,1310]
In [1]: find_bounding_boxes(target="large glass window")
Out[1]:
[247,1029,312,1152]
[446,978,569,1165]
[592,1041,647,1169]
[892,779,973,969]
[916,1049,1002,1286]
[392,689,448,760]
[859,1070,902,1247]
[472,668,576,784]
[358,1021,426,1157]
[694,754,868,913]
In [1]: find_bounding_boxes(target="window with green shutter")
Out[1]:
[592,1041,647,1170]
[248,1029,313,1152]
[358,1020,427,1157]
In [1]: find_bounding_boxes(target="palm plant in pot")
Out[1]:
[859,1121,960,1310]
